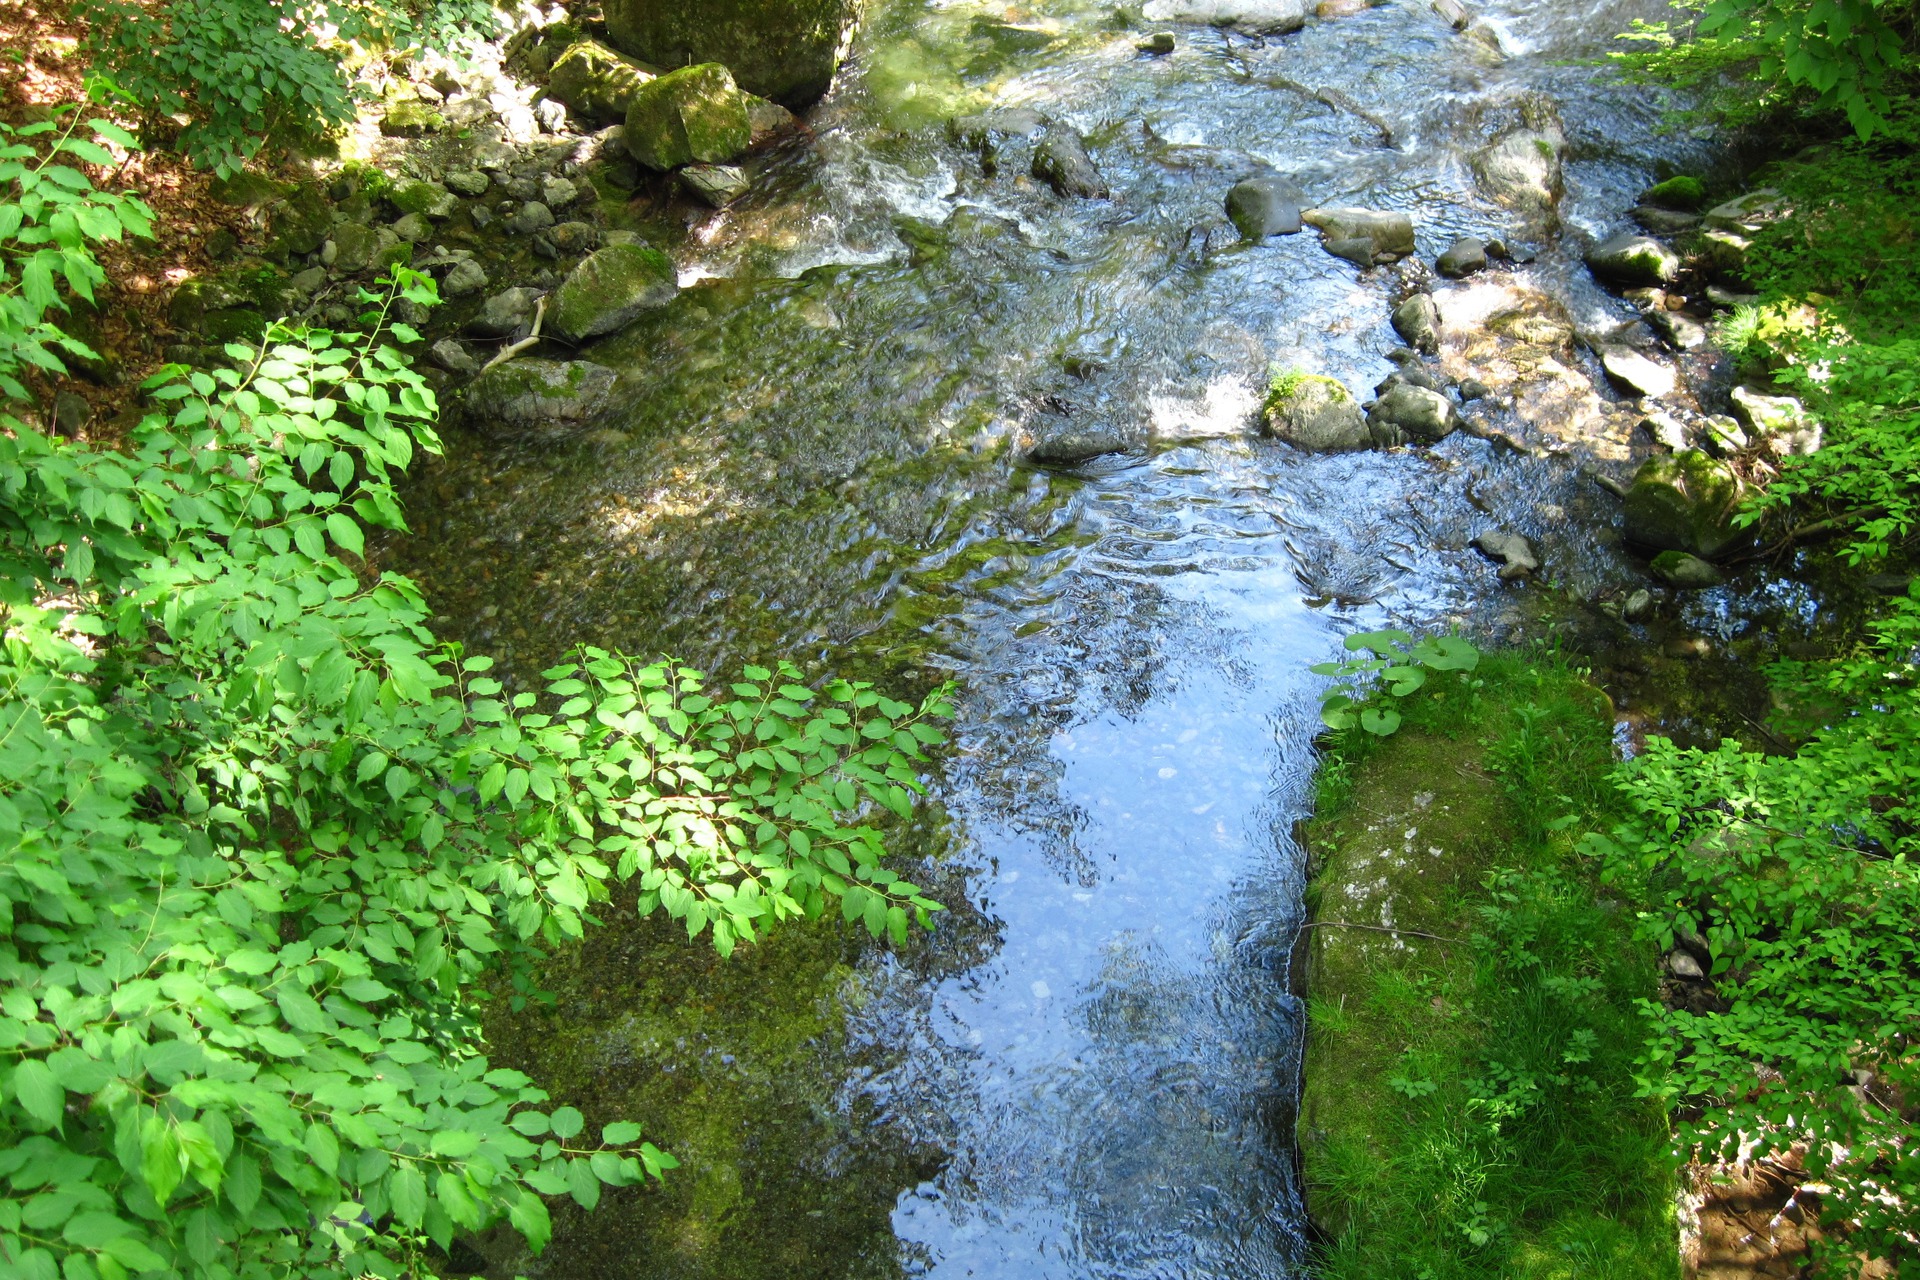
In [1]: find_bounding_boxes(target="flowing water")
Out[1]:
[394,1,1736,1274]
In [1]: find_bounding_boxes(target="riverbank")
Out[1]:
[1297,650,1677,1278]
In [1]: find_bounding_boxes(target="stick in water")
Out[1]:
[480,294,547,373]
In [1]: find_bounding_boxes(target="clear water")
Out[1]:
[395,1,1717,1273]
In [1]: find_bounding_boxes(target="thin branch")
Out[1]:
[480,295,546,373]
[1297,920,1463,944]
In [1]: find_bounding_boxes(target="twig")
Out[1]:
[1297,920,1462,944]
[1585,467,1631,499]
[1266,76,1397,147]
[479,295,546,373]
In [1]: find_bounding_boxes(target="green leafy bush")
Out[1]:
[0,111,153,402]
[0,140,950,1279]
[1591,591,1920,1272]
[77,0,498,175]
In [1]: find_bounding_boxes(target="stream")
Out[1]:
[392,0,1741,1274]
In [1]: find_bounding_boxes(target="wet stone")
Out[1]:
[1368,382,1456,444]
[1472,529,1539,580]
[681,163,750,208]
[1263,374,1367,452]
[1651,550,1724,589]
[1303,207,1415,261]
[442,258,490,298]
[1137,31,1177,53]
[1391,294,1440,354]
[1143,0,1307,34]
[508,201,556,235]
[467,286,546,339]
[1649,308,1708,350]
[1638,411,1690,452]
[431,338,481,376]
[1032,127,1109,199]
[1225,175,1302,240]
[446,168,491,197]
[1601,346,1676,399]
[1586,232,1680,287]
[1435,237,1487,278]
[549,243,680,342]
[1623,449,1745,558]
[461,358,618,440]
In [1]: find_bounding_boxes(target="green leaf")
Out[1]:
[566,1158,600,1209]
[1360,706,1402,736]
[326,512,364,557]
[389,1165,427,1228]
[12,1059,63,1128]
[549,1106,584,1140]
[601,1121,643,1144]
[509,1190,552,1254]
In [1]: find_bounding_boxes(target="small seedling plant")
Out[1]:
[1314,629,1481,737]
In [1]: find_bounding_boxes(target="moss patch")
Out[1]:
[1299,652,1678,1280]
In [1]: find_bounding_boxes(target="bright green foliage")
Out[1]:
[1304,651,1676,1279]
[0,110,153,402]
[1591,592,1920,1273]
[1313,629,1479,737]
[0,146,950,1280]
[77,0,497,175]
[1611,0,1915,135]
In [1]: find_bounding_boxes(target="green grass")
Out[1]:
[1299,651,1678,1280]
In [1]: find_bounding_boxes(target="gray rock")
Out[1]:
[1435,237,1487,278]
[289,265,328,297]
[1728,385,1804,437]
[269,199,333,259]
[1225,175,1302,240]
[462,358,619,440]
[1303,207,1415,261]
[1375,366,1442,397]
[949,108,1046,176]
[1639,411,1690,451]
[470,205,495,230]
[1702,188,1788,235]
[1023,421,1135,465]
[1665,948,1706,979]
[601,0,856,107]
[1472,529,1539,579]
[1368,382,1457,444]
[1649,308,1708,350]
[442,258,490,298]
[1457,378,1489,402]
[1586,232,1680,287]
[1631,205,1701,235]
[1142,0,1307,34]
[624,62,751,170]
[1651,550,1724,589]
[1032,127,1108,199]
[549,243,680,342]
[445,169,491,197]
[1623,450,1745,558]
[1471,126,1563,224]
[1699,414,1748,457]
[540,175,580,208]
[549,221,601,254]
[1623,588,1653,621]
[1601,346,1676,399]
[330,222,380,274]
[52,390,90,436]
[388,180,457,220]
[319,238,338,267]
[467,287,546,339]
[1138,31,1177,53]
[1392,294,1440,354]
[1263,374,1367,452]
[535,98,569,134]
[508,201,556,236]
[1324,237,1377,268]
[430,338,480,376]
[391,213,432,244]
[547,38,657,124]
[681,163,750,208]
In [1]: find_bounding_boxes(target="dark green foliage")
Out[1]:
[77,0,498,175]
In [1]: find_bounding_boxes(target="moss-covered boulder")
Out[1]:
[328,223,380,275]
[461,359,619,440]
[547,37,658,123]
[1367,381,1457,445]
[1623,449,1746,558]
[387,180,457,220]
[602,0,856,107]
[380,100,446,137]
[168,269,289,339]
[549,244,679,342]
[1263,373,1367,452]
[623,63,751,171]
[1641,175,1705,210]
[266,196,332,260]
[1586,231,1679,287]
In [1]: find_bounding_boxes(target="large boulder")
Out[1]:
[549,244,680,342]
[1226,175,1302,240]
[462,359,619,440]
[1142,0,1307,33]
[1622,450,1745,558]
[1586,232,1680,287]
[1471,127,1564,225]
[624,63,751,171]
[1263,374,1367,451]
[547,38,658,124]
[1303,207,1416,262]
[602,0,855,107]
[1368,383,1456,444]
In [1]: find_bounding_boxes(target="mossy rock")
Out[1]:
[197,308,271,342]
[1586,231,1680,287]
[208,171,293,207]
[623,62,751,171]
[550,244,680,341]
[267,195,333,260]
[1623,449,1745,558]
[602,0,856,106]
[168,268,290,333]
[1642,175,1705,210]
[329,223,381,274]
[1263,372,1367,452]
[547,37,659,124]
[461,358,618,439]
[387,179,457,219]
[381,101,446,137]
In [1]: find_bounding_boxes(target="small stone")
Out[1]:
[461,358,619,440]
[1303,207,1416,260]
[1138,30,1177,52]
[1623,588,1653,621]
[1705,285,1757,310]
[1457,378,1490,402]
[1392,294,1440,354]
[389,180,458,220]
[52,390,90,436]
[445,169,491,197]
[1649,308,1708,350]
[1642,175,1706,210]
[442,258,490,298]
[391,213,433,244]
[501,105,541,145]
[540,175,579,208]
[207,228,238,260]
[1624,450,1745,558]
[624,62,751,171]
[470,205,495,230]
[329,222,380,273]
[1631,206,1702,235]
[1601,346,1677,399]
[1665,949,1706,979]
[1472,529,1539,579]
[1317,0,1369,14]
[1587,231,1680,287]
[381,101,446,137]
[467,287,545,339]
[1324,237,1376,268]
[1652,550,1724,589]
[289,266,328,297]
[549,221,600,254]
[430,338,480,376]
[319,239,338,267]
[535,98,570,133]
[1638,411,1690,451]
[1262,373,1368,452]
[549,243,680,342]
[1699,414,1749,458]
[1368,382,1457,444]
[1032,127,1109,199]
[532,235,560,260]
[508,201,556,235]
[1435,237,1488,278]
[680,164,750,208]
